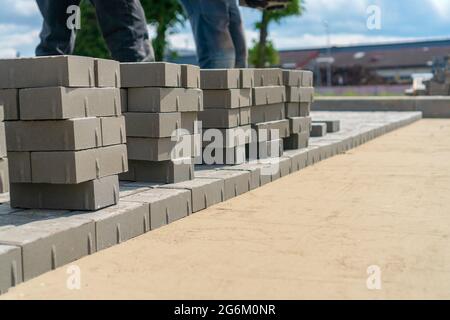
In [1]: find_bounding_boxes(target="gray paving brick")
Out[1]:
[284,148,309,172]
[312,119,340,133]
[301,71,314,87]
[253,119,290,141]
[0,158,9,193]
[6,117,102,152]
[0,55,95,89]
[240,107,251,125]
[100,116,126,146]
[284,132,310,150]
[199,108,240,128]
[310,123,327,137]
[8,152,29,183]
[120,62,181,88]
[30,144,127,184]
[72,201,148,251]
[202,145,247,165]
[254,139,284,159]
[0,216,95,281]
[0,245,22,294]
[160,178,225,213]
[289,116,311,134]
[202,125,251,148]
[285,87,314,103]
[253,68,283,87]
[128,88,203,113]
[10,175,119,211]
[195,169,251,200]
[119,182,156,198]
[181,64,200,88]
[121,158,194,184]
[95,58,120,88]
[125,112,181,138]
[200,69,241,89]
[240,69,254,88]
[282,70,302,87]
[120,89,127,113]
[203,89,251,109]
[122,188,192,229]
[251,103,285,124]
[181,111,199,134]
[252,86,286,106]
[0,89,19,120]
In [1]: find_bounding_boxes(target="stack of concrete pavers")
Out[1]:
[198,69,253,165]
[282,70,314,150]
[0,106,8,194]
[249,68,289,159]
[0,56,127,211]
[119,62,202,183]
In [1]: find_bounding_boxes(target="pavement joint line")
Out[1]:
[0,111,422,294]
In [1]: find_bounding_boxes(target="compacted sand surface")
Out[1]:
[2,119,450,300]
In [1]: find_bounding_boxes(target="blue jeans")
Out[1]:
[36,0,154,62]
[180,0,248,69]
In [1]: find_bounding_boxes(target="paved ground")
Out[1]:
[2,119,450,300]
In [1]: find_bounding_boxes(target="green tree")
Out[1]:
[250,0,303,67]
[141,0,186,61]
[74,0,186,61]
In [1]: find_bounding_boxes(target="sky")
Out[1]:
[0,0,450,58]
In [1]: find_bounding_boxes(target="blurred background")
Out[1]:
[1,0,449,95]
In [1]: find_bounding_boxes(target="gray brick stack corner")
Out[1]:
[119,62,202,183]
[0,106,8,194]
[0,56,127,211]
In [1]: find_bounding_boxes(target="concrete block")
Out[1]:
[251,103,285,124]
[125,112,181,138]
[223,161,273,187]
[195,169,251,200]
[240,69,254,88]
[203,89,251,109]
[312,119,340,133]
[10,175,119,211]
[95,58,120,87]
[199,108,240,128]
[0,123,6,157]
[289,116,312,134]
[160,178,224,213]
[181,111,199,134]
[119,182,155,198]
[253,68,283,87]
[202,125,251,148]
[240,107,251,125]
[19,87,120,120]
[128,88,203,113]
[121,158,194,184]
[127,134,196,162]
[120,62,181,88]
[0,245,22,294]
[0,55,95,89]
[120,89,128,112]
[73,202,148,251]
[284,132,310,150]
[200,69,241,89]
[301,70,314,87]
[0,158,8,194]
[181,64,200,88]
[284,148,309,172]
[202,145,247,165]
[122,188,192,228]
[0,89,19,120]
[101,116,126,146]
[0,217,95,281]
[253,119,290,141]
[8,152,31,183]
[268,156,292,177]
[252,86,286,106]
[6,117,102,152]
[20,87,121,120]
[311,123,327,137]
[306,146,322,165]
[282,70,302,87]
[285,87,314,103]
[300,102,311,117]
[254,139,284,159]
[30,144,127,184]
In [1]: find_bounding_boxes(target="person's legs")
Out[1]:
[228,0,248,68]
[36,0,81,56]
[181,0,235,69]
[91,0,154,62]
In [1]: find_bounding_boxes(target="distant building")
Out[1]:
[171,38,450,87]
[279,38,450,86]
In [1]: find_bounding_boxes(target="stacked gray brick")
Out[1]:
[249,68,289,159]
[0,106,8,193]
[0,56,127,211]
[198,69,253,165]
[119,63,202,183]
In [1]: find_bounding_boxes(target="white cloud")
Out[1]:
[0,24,39,58]
[3,0,39,17]
[0,48,18,58]
[428,0,450,19]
